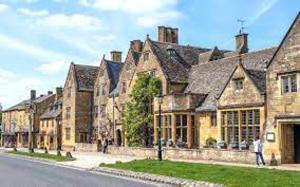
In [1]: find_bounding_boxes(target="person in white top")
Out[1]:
[253,136,266,166]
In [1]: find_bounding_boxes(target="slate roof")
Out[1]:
[149,40,212,83]
[73,63,99,92]
[3,94,55,112]
[246,69,266,93]
[40,98,63,119]
[185,47,277,112]
[104,59,124,93]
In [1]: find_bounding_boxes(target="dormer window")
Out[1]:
[234,79,243,91]
[281,74,297,94]
[166,45,175,56]
[144,52,149,62]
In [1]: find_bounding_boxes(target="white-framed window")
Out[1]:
[281,74,297,94]
[234,79,243,91]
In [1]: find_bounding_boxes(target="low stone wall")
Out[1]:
[75,143,98,152]
[109,146,256,164]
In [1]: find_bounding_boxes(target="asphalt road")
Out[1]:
[0,154,158,187]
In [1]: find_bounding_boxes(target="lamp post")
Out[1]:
[157,94,163,161]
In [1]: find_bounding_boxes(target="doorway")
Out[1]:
[281,124,300,164]
[294,125,300,163]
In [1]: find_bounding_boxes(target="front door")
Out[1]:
[294,125,300,163]
[281,124,294,163]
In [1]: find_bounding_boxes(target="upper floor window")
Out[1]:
[67,87,71,98]
[234,79,243,91]
[122,82,127,94]
[101,84,106,95]
[281,74,297,94]
[96,87,100,96]
[149,70,155,77]
[144,52,149,62]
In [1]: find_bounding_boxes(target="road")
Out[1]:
[0,154,159,187]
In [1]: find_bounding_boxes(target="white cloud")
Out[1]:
[250,0,279,24]
[37,61,69,75]
[17,8,49,17]
[80,0,181,27]
[92,0,177,14]
[137,11,181,27]
[0,3,8,12]
[0,68,43,109]
[36,14,102,30]
[0,33,70,62]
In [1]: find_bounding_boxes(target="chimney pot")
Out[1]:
[30,90,36,100]
[110,51,122,62]
[158,26,178,44]
[235,33,248,54]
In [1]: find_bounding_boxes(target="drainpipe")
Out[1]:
[113,94,116,145]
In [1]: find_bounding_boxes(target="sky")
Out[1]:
[0,0,299,109]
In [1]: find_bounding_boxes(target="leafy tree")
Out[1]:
[122,74,161,147]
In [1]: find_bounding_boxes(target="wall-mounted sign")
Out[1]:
[266,132,275,142]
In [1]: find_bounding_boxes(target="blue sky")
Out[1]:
[0,0,298,108]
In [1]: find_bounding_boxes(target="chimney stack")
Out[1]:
[30,90,36,100]
[56,87,63,100]
[158,26,178,44]
[130,40,143,52]
[110,51,122,62]
[235,32,248,54]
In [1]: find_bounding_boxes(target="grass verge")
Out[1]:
[7,151,75,162]
[104,159,300,187]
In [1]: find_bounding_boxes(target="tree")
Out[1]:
[122,74,161,147]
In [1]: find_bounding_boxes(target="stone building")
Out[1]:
[62,63,98,151]
[38,87,63,150]
[93,52,123,146]
[265,12,300,164]
[1,90,55,148]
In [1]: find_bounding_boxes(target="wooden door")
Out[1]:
[281,124,295,163]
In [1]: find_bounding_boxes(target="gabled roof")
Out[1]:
[186,47,277,112]
[148,40,212,83]
[3,94,55,112]
[246,69,266,93]
[40,98,63,119]
[73,63,99,92]
[267,12,300,68]
[102,59,124,93]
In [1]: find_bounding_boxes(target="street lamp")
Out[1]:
[157,94,163,161]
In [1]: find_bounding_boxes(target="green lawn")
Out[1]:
[7,151,75,162]
[105,159,300,187]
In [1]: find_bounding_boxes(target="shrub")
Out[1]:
[13,147,17,152]
[99,163,106,167]
[205,137,217,148]
[57,150,62,157]
[115,161,122,164]
[44,148,48,154]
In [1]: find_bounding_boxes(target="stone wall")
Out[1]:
[108,146,256,164]
[75,143,98,152]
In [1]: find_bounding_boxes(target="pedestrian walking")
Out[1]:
[102,139,107,154]
[253,136,266,166]
[104,139,109,153]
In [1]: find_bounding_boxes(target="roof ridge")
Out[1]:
[151,40,211,51]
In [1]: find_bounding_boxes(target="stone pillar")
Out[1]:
[172,114,176,145]
[154,114,158,143]
[187,114,192,148]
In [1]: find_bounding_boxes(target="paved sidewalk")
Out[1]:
[1,147,143,169]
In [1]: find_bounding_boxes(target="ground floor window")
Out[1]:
[162,115,172,142]
[176,115,187,145]
[221,109,260,148]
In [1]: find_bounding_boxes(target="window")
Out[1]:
[122,82,127,93]
[65,107,71,119]
[101,84,106,95]
[234,79,243,91]
[161,115,172,142]
[100,105,106,117]
[149,70,155,77]
[94,105,98,118]
[96,87,100,96]
[281,74,297,94]
[221,109,261,148]
[67,87,71,98]
[65,128,71,140]
[210,112,217,127]
[191,115,198,147]
[144,52,149,61]
[50,137,54,144]
[176,115,187,144]
[80,133,87,142]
